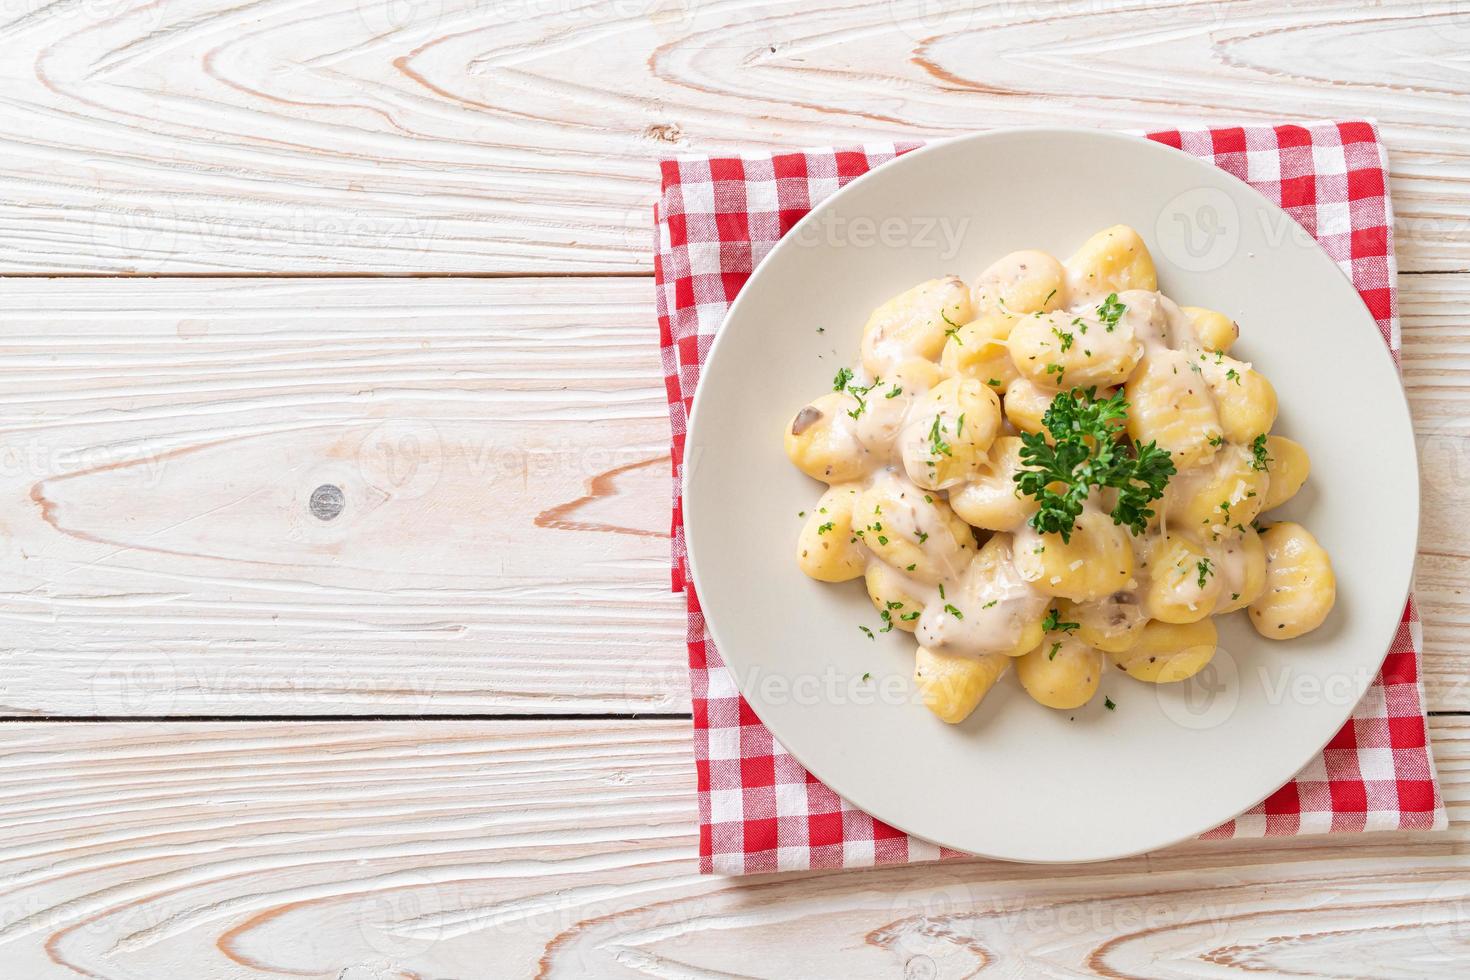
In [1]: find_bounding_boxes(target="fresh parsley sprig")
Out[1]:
[1012,387,1176,542]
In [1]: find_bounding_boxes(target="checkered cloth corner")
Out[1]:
[654,121,1447,875]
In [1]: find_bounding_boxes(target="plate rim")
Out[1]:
[681,125,1421,863]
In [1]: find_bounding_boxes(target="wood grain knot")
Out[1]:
[309,484,346,521]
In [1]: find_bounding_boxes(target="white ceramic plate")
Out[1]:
[682,128,1418,863]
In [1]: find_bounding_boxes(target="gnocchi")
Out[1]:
[785,226,1335,724]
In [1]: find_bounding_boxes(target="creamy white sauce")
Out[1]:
[800,274,1261,662]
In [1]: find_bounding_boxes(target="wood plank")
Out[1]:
[0,716,1462,977]
[1401,273,1470,713]
[0,276,688,715]
[0,0,1468,273]
[0,273,1464,715]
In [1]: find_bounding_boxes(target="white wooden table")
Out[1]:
[0,1,1466,975]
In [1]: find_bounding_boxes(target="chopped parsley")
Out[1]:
[1104,696,1117,711]
[987,378,1003,387]
[1250,433,1272,472]
[943,603,964,620]
[862,672,871,681]
[1225,367,1241,385]
[859,625,874,639]
[928,416,953,458]
[844,378,880,419]
[832,367,881,419]
[885,386,903,399]
[1196,557,1214,588]
[1044,288,1058,306]
[941,310,963,344]
[1051,326,1075,353]
[983,600,998,609]
[1013,387,1176,542]
[1041,607,1080,633]
[1048,642,1062,660]
[1096,293,1126,331]
[817,522,834,535]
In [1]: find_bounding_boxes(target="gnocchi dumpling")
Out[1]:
[1061,594,1147,654]
[1124,349,1223,468]
[1065,224,1158,302]
[1248,522,1335,639]
[1108,618,1218,683]
[1015,634,1103,709]
[972,249,1067,316]
[968,534,1047,657]
[1202,353,1278,444]
[784,391,871,483]
[865,563,925,633]
[1260,435,1310,511]
[900,377,1002,491]
[1014,511,1136,602]
[1007,309,1143,390]
[861,277,973,377]
[947,436,1038,532]
[796,485,866,582]
[915,646,1010,724]
[918,534,1047,659]
[1001,377,1053,437]
[940,310,1020,393]
[1180,306,1238,352]
[1215,525,1267,613]
[1163,442,1270,540]
[853,475,975,585]
[1139,533,1222,624]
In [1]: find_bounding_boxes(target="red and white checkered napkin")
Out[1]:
[654,121,1447,875]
